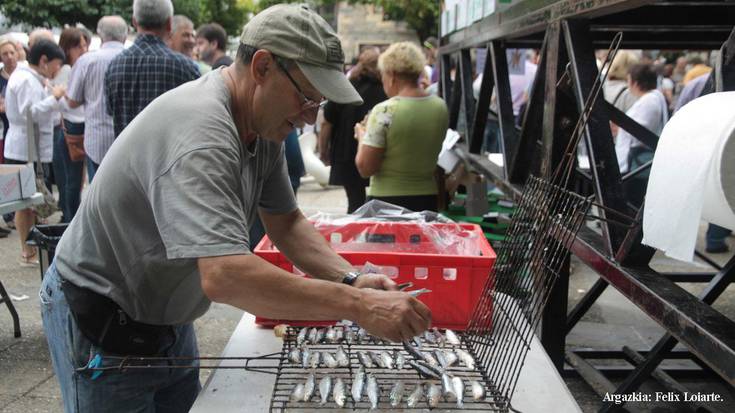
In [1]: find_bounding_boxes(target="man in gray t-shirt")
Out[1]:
[40,4,431,412]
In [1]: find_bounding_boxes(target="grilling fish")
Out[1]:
[357,328,368,343]
[288,347,301,364]
[296,328,308,346]
[307,327,318,344]
[308,351,321,369]
[443,350,459,368]
[434,349,447,369]
[424,330,438,344]
[403,340,424,361]
[290,383,305,402]
[358,351,374,368]
[379,351,394,369]
[345,329,356,345]
[315,328,326,343]
[325,326,337,343]
[432,328,445,346]
[301,346,311,369]
[303,372,316,401]
[318,375,332,405]
[407,360,441,379]
[322,352,338,368]
[445,329,461,346]
[452,376,465,408]
[427,383,442,408]
[335,345,349,367]
[370,351,385,368]
[367,374,380,410]
[352,367,366,403]
[406,383,424,408]
[389,381,405,407]
[441,373,456,400]
[394,350,405,370]
[333,377,347,407]
[470,380,486,401]
[456,349,475,369]
[422,351,439,367]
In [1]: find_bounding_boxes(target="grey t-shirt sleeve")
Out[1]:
[149,147,251,259]
[258,143,299,214]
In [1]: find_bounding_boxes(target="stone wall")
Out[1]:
[336,2,420,64]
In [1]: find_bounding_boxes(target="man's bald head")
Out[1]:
[29,29,54,48]
[97,15,128,43]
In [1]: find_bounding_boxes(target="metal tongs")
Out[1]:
[397,282,431,298]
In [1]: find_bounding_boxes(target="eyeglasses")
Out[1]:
[274,57,326,112]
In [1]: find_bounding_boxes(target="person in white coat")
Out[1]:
[3,39,66,265]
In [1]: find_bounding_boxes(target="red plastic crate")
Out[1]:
[254,221,496,330]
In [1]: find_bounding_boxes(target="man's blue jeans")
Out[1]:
[86,156,100,182]
[40,262,201,412]
[706,223,732,250]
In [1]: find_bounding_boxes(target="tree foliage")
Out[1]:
[0,0,131,29]
[0,0,251,37]
[200,0,251,36]
[255,0,438,41]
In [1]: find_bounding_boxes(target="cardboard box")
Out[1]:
[0,164,37,204]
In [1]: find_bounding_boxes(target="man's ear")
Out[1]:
[250,49,274,85]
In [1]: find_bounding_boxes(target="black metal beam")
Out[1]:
[490,41,517,179]
[440,0,735,53]
[600,255,735,411]
[566,278,609,334]
[447,54,462,131]
[539,21,562,178]
[459,49,477,139]
[601,101,659,151]
[469,44,494,154]
[570,225,735,385]
[563,19,629,256]
[509,32,548,184]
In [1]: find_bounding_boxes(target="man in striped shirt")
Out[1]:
[104,0,200,139]
[66,16,127,180]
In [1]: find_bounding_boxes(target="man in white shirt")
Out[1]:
[4,39,66,265]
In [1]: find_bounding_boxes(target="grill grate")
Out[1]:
[269,326,506,412]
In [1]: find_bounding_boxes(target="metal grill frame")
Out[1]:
[269,326,506,412]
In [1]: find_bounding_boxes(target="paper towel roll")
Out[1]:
[642,92,735,262]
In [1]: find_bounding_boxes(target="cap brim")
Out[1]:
[296,61,363,106]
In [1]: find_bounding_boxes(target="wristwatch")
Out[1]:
[341,271,362,286]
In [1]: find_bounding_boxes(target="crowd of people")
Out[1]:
[600,50,730,253]
[0,1,241,264]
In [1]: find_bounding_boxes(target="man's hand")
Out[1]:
[355,289,432,342]
[352,273,398,291]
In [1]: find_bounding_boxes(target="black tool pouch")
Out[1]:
[60,278,174,356]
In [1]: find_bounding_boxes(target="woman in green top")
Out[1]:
[355,41,449,212]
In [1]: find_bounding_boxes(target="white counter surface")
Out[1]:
[192,314,581,412]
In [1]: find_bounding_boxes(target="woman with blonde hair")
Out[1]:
[355,41,448,212]
[603,50,640,112]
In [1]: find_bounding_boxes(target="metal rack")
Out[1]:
[438,0,735,410]
[270,326,504,412]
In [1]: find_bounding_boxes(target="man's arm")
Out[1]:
[317,119,333,165]
[198,253,431,341]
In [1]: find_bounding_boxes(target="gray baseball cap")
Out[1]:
[240,3,363,105]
